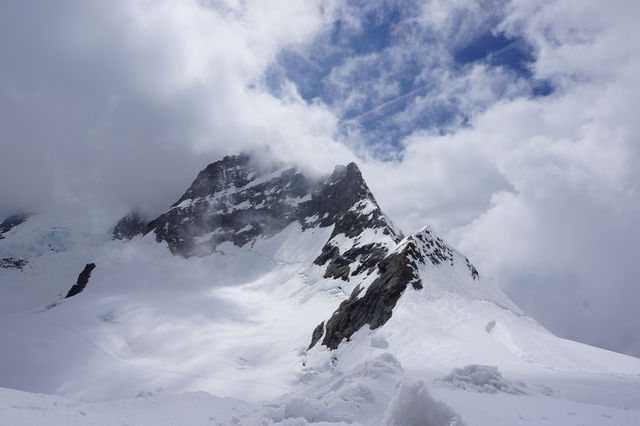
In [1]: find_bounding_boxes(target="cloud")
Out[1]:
[270,0,542,153]
[0,0,349,226]
[361,0,640,356]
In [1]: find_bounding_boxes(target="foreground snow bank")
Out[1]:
[0,387,264,426]
[3,355,640,425]
[268,354,463,425]
[0,354,464,426]
[442,364,524,394]
[384,380,465,426]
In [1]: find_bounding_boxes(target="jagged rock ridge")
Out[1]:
[148,154,313,256]
[311,228,481,350]
[145,155,401,283]
[112,212,148,240]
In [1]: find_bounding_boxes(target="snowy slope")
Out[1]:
[1,354,638,426]
[0,154,639,425]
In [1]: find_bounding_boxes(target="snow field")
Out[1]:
[1,215,639,424]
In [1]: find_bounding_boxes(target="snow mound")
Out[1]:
[270,354,402,424]
[442,364,525,394]
[268,354,464,425]
[384,379,465,426]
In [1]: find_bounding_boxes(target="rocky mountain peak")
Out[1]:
[172,154,276,207]
[144,154,399,261]
[112,211,148,240]
[117,153,502,353]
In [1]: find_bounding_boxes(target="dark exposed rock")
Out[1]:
[314,227,488,350]
[147,155,317,257]
[321,240,423,350]
[345,243,389,276]
[314,244,340,266]
[0,213,29,240]
[112,211,148,240]
[308,321,325,350]
[466,258,480,280]
[303,163,400,241]
[172,154,254,207]
[147,154,400,267]
[0,257,27,270]
[65,263,96,298]
[318,242,390,281]
[413,230,454,266]
[307,163,401,280]
[324,257,351,280]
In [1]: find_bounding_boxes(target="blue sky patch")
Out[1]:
[265,4,553,154]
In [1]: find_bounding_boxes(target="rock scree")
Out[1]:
[65,263,97,298]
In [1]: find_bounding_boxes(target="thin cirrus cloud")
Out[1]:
[0,0,639,358]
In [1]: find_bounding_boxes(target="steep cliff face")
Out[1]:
[310,163,402,281]
[147,154,312,257]
[310,227,485,350]
[145,155,401,284]
[112,212,148,240]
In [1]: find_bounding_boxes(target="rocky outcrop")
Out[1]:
[310,238,423,350]
[466,258,479,280]
[0,257,27,270]
[314,242,390,280]
[0,213,29,240]
[65,263,96,298]
[112,212,148,240]
[308,322,325,350]
[310,228,483,350]
[147,155,315,257]
[308,163,402,281]
[301,163,399,239]
[0,215,31,272]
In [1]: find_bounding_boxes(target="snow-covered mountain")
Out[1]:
[1,153,639,425]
